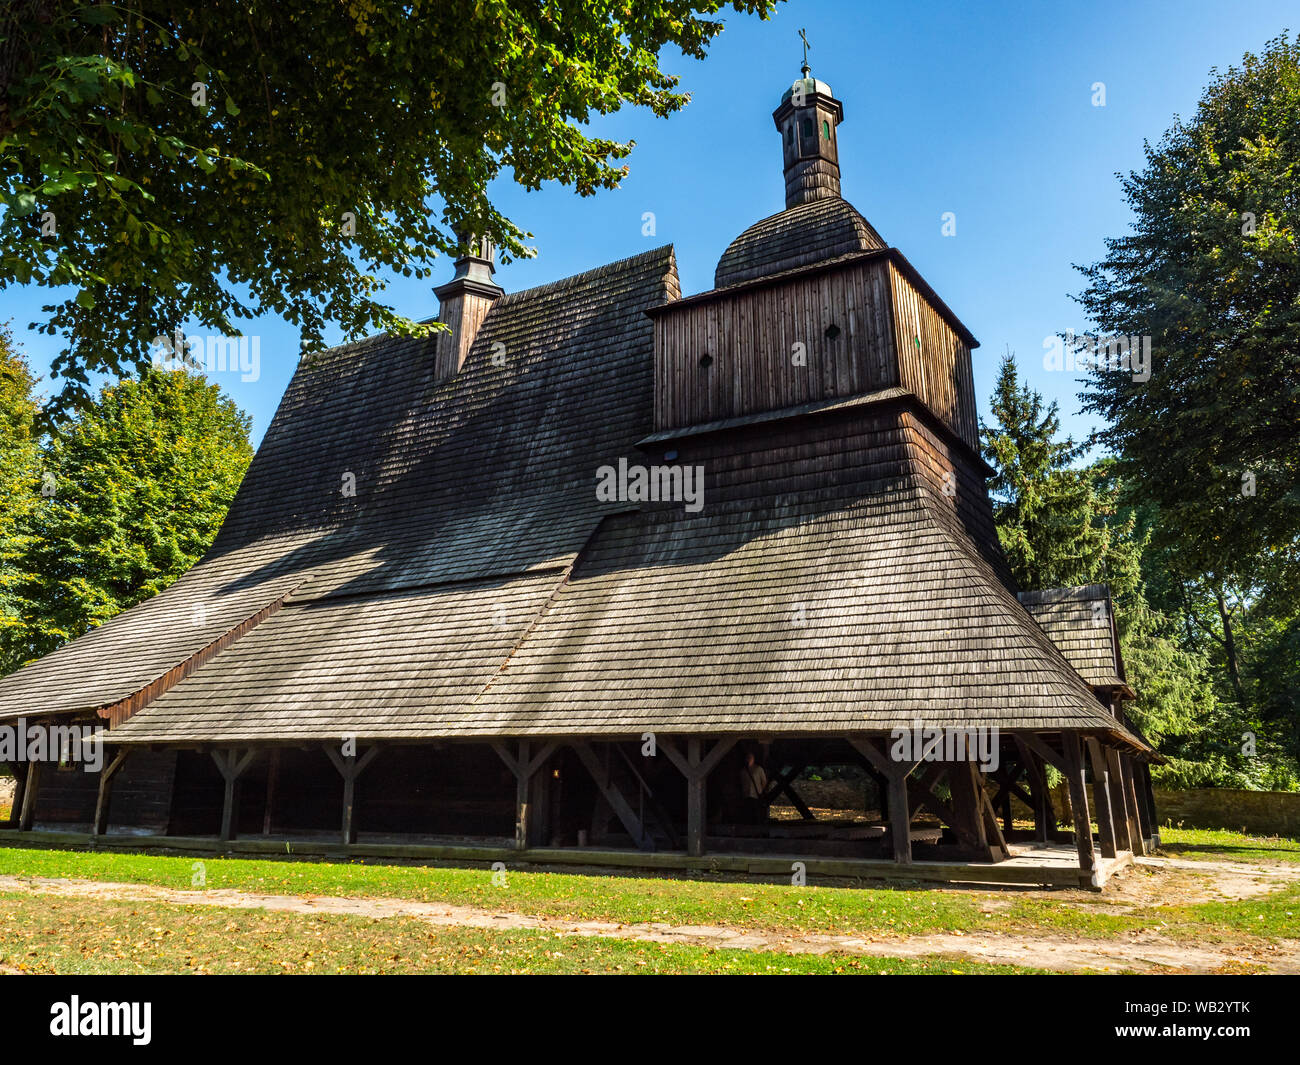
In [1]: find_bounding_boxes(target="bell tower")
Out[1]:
[771,32,844,208]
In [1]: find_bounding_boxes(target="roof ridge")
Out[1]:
[495,244,676,306]
[290,245,677,366]
[1017,584,1113,604]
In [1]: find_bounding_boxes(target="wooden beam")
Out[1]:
[886,772,911,865]
[92,748,130,837]
[18,758,42,831]
[490,741,520,777]
[5,761,28,830]
[325,746,381,845]
[697,736,738,778]
[572,741,654,851]
[1085,738,1118,859]
[764,765,814,821]
[262,748,280,836]
[1062,734,1099,889]
[975,773,1011,861]
[1018,733,1067,773]
[847,736,906,780]
[1014,736,1054,843]
[612,744,679,850]
[1112,749,1145,857]
[660,737,736,857]
[1135,759,1158,848]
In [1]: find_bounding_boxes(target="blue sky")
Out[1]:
[3,0,1295,447]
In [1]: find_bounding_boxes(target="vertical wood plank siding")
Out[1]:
[888,262,979,451]
[654,259,899,432]
[653,258,979,454]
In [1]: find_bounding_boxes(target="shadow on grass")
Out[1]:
[1158,841,1300,858]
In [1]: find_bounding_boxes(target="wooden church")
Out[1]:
[0,62,1159,888]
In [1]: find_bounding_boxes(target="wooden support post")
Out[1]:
[1101,746,1133,853]
[886,772,911,864]
[492,740,557,851]
[92,749,130,836]
[661,736,736,858]
[1085,738,1118,859]
[976,773,1011,861]
[515,740,531,850]
[5,761,28,830]
[262,749,280,835]
[948,757,989,854]
[1135,759,1158,848]
[18,758,42,831]
[847,738,913,865]
[572,741,655,851]
[211,749,259,842]
[341,771,357,843]
[686,739,705,858]
[1062,734,1099,888]
[1014,736,1051,843]
[1112,750,1145,857]
[325,745,380,845]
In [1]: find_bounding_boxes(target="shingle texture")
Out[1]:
[0,246,678,720]
[0,237,1136,748]
[714,198,885,289]
[109,481,1123,744]
[1018,585,1126,688]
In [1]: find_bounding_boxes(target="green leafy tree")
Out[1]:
[980,352,1137,594]
[0,0,778,409]
[1074,34,1300,598]
[979,355,1252,780]
[0,323,43,672]
[11,367,252,662]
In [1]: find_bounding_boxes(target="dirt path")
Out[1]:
[2,860,1297,974]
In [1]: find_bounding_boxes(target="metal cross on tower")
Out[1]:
[799,27,811,76]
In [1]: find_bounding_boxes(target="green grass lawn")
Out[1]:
[1157,826,1300,863]
[0,893,1047,975]
[0,837,1297,947]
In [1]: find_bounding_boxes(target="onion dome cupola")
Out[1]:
[713,50,885,290]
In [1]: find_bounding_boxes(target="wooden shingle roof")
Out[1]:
[1017,585,1128,690]
[713,198,885,289]
[0,246,679,722]
[1,236,1140,749]
[107,477,1134,744]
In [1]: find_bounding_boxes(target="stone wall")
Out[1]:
[1154,788,1300,836]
